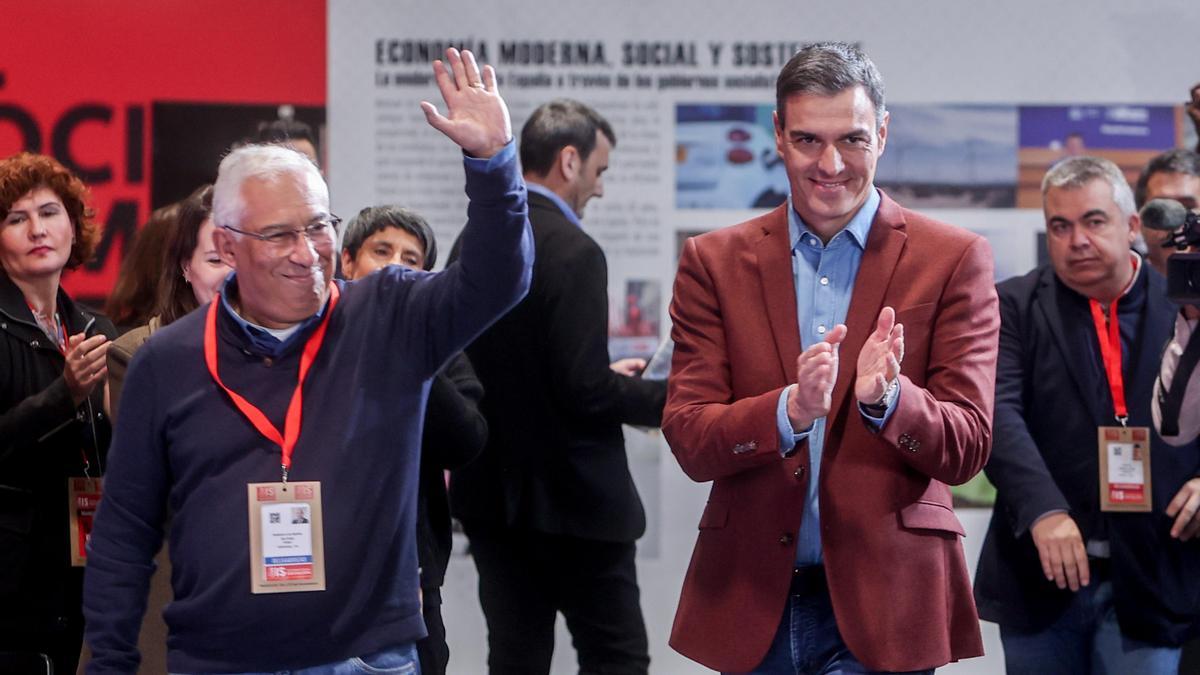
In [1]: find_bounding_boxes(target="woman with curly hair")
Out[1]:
[0,152,116,674]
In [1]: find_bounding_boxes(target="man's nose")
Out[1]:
[817,144,844,176]
[288,233,320,266]
[1069,224,1090,249]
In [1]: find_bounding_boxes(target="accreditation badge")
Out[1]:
[247,481,326,593]
[67,476,103,566]
[1098,426,1152,512]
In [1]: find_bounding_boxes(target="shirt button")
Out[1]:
[820,276,830,286]
[817,325,826,335]
[779,533,794,545]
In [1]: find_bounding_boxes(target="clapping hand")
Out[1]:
[855,307,903,405]
[787,324,848,430]
[64,332,109,405]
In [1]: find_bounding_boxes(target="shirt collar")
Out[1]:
[219,272,328,357]
[788,187,880,251]
[526,182,583,228]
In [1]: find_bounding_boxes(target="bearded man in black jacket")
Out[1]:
[450,99,667,675]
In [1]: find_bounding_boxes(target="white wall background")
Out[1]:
[329,1,1200,672]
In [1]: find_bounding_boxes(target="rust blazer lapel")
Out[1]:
[754,205,802,385]
[829,193,908,429]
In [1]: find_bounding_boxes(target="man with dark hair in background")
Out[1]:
[1134,148,1200,276]
[450,98,667,675]
[340,205,486,675]
[253,117,321,168]
[664,42,998,673]
[1140,155,1200,675]
[976,156,1200,673]
[1135,148,1200,447]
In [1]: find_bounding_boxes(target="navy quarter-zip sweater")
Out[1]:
[82,144,532,674]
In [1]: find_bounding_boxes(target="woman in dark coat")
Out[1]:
[0,153,115,674]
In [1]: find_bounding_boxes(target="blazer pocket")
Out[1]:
[899,499,965,536]
[698,500,729,529]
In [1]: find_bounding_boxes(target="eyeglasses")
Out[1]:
[222,216,341,251]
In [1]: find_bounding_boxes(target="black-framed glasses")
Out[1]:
[223,216,341,251]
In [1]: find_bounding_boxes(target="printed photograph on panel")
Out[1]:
[874,104,1018,208]
[608,279,661,361]
[1016,105,1178,208]
[675,104,788,210]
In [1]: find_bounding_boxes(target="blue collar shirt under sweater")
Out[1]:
[81,142,533,674]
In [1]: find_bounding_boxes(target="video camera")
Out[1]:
[1140,198,1200,304]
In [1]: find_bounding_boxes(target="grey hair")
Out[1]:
[212,143,327,230]
[1041,156,1136,217]
[776,41,886,129]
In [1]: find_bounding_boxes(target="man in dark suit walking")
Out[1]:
[450,99,667,675]
[975,155,1200,673]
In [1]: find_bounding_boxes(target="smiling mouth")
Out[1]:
[810,179,848,191]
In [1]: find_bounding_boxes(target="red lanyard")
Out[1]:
[1088,297,1127,425]
[204,284,339,482]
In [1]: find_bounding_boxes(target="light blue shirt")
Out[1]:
[772,187,898,565]
[526,182,582,228]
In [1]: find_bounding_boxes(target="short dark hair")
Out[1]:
[519,99,616,177]
[341,205,437,271]
[157,185,215,325]
[775,42,886,129]
[1134,148,1200,208]
[253,119,319,158]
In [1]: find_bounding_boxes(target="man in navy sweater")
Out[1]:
[81,49,533,674]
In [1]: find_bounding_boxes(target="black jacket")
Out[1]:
[0,271,114,634]
[418,352,486,589]
[449,190,667,542]
[975,263,1200,645]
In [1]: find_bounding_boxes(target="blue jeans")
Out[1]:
[999,579,1180,674]
[731,569,933,675]
[171,643,420,675]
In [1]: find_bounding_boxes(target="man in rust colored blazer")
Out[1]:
[663,42,1000,674]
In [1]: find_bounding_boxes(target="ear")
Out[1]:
[876,110,890,155]
[340,249,356,280]
[212,226,239,269]
[1128,212,1142,242]
[181,261,191,283]
[773,110,784,159]
[558,145,581,182]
